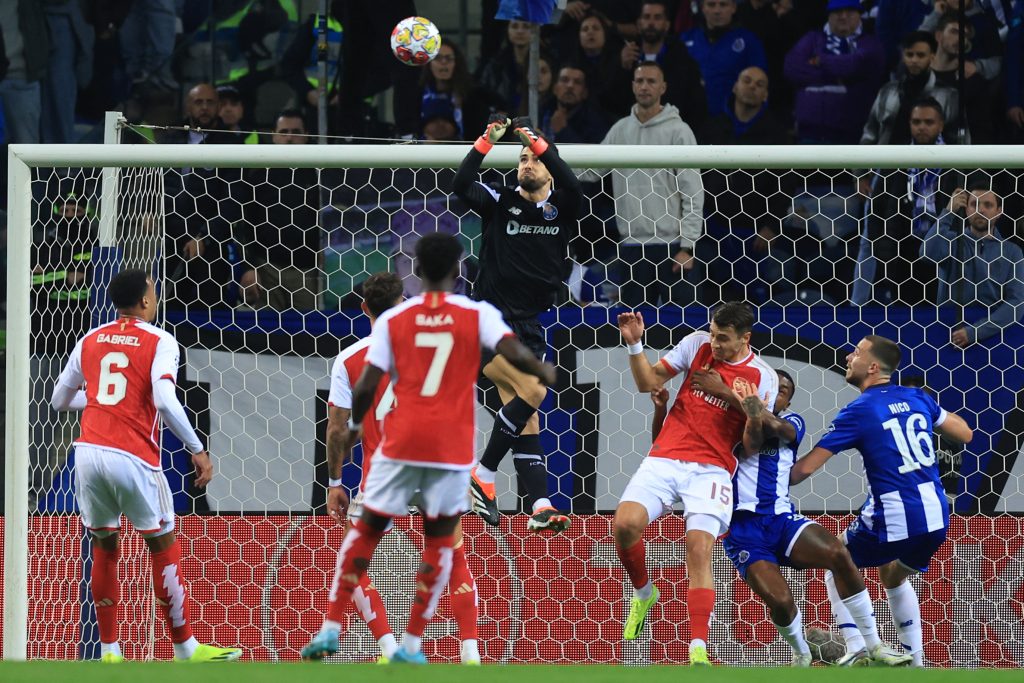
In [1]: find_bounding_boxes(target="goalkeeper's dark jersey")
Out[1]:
[453,146,583,320]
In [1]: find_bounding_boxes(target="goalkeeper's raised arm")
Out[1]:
[452,114,582,535]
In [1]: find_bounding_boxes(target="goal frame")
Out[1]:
[4,136,1019,660]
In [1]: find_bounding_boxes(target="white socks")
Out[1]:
[173,636,198,660]
[378,633,398,659]
[825,570,869,653]
[474,465,497,484]
[100,642,122,658]
[842,589,882,651]
[886,581,924,666]
[401,633,422,655]
[461,638,480,663]
[775,609,810,656]
[533,497,552,512]
[634,580,654,601]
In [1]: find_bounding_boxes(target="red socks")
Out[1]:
[449,543,478,640]
[406,534,455,637]
[617,540,650,590]
[352,573,391,640]
[92,544,119,644]
[327,519,386,624]
[688,587,715,642]
[149,540,193,643]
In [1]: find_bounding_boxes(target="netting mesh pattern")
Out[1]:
[11,160,1024,664]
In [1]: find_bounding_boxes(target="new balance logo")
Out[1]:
[899,620,915,628]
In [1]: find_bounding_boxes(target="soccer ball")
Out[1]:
[390,16,442,66]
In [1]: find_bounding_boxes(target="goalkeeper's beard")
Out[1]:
[519,175,548,193]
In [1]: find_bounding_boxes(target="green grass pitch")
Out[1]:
[0,663,1020,683]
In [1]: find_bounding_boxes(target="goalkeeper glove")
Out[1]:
[474,113,510,153]
[512,116,549,156]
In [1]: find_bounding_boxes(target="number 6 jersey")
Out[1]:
[57,316,197,468]
[365,292,513,470]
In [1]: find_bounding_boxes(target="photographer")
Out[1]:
[920,183,1024,347]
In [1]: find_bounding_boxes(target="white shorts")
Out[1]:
[74,445,175,536]
[361,457,471,519]
[620,457,733,535]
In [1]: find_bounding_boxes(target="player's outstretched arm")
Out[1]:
[495,336,558,386]
[790,446,834,485]
[452,115,510,209]
[618,312,671,392]
[936,410,973,444]
[325,405,352,521]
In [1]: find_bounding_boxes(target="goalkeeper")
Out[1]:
[454,114,582,534]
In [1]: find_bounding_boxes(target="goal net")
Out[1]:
[4,138,1023,666]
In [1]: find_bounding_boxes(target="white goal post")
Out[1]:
[5,141,1023,663]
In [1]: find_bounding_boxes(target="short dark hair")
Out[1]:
[639,1,670,19]
[936,11,973,34]
[634,60,665,79]
[415,233,463,283]
[216,85,242,103]
[777,369,796,396]
[361,272,404,318]
[711,301,755,335]
[901,30,936,52]
[108,269,151,310]
[910,96,944,120]
[864,335,902,374]
[276,108,305,127]
[558,63,589,87]
[966,179,1002,205]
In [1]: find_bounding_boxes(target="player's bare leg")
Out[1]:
[613,502,659,640]
[340,517,397,662]
[878,560,925,667]
[792,526,912,667]
[450,521,481,664]
[742,561,811,666]
[683,524,718,666]
[143,531,242,662]
[91,532,123,663]
[473,357,568,534]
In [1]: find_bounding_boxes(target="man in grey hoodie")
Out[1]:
[581,61,705,307]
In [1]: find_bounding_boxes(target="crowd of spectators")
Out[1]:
[7,0,1024,346]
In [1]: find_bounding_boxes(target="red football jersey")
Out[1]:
[328,337,393,489]
[650,331,779,475]
[365,292,513,469]
[67,317,181,468]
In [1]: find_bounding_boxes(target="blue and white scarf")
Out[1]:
[907,133,945,237]
[823,22,862,55]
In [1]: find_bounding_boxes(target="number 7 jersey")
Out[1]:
[365,292,513,470]
[64,317,182,468]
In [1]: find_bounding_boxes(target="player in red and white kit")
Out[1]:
[303,233,556,664]
[615,302,778,665]
[323,272,482,665]
[50,269,241,663]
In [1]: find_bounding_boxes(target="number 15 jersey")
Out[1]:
[62,317,182,468]
[365,292,513,470]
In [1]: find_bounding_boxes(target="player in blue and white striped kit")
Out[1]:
[791,335,973,667]
[688,369,909,667]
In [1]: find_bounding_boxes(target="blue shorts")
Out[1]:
[842,517,947,573]
[723,510,815,579]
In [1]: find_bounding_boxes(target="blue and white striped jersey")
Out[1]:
[816,384,949,542]
[734,411,806,515]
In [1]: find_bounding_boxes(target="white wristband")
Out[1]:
[328,478,343,488]
[627,341,643,355]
